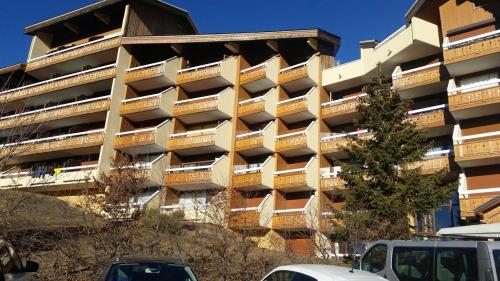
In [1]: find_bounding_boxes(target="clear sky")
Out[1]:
[0,0,414,67]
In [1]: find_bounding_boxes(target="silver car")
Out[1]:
[0,240,38,281]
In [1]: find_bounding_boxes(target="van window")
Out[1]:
[493,250,500,280]
[393,247,433,281]
[362,244,387,273]
[436,248,478,281]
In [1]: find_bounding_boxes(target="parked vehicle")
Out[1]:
[357,240,500,281]
[98,256,198,281]
[0,240,39,281]
[260,264,388,281]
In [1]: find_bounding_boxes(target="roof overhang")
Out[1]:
[405,0,426,23]
[24,0,198,35]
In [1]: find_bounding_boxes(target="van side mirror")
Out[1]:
[25,260,39,273]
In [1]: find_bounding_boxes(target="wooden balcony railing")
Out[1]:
[393,62,443,90]
[233,172,262,189]
[238,98,265,116]
[272,212,307,230]
[459,196,496,218]
[115,129,156,149]
[121,94,161,116]
[406,156,451,175]
[125,61,167,84]
[2,130,104,157]
[0,96,110,130]
[277,100,307,116]
[276,135,307,151]
[407,106,447,130]
[278,63,308,85]
[0,64,116,103]
[320,177,346,191]
[454,135,500,163]
[235,134,264,151]
[169,130,216,150]
[164,171,211,186]
[321,95,363,118]
[173,95,218,116]
[444,31,500,64]
[229,211,261,229]
[240,64,266,85]
[177,62,222,84]
[26,34,121,71]
[274,173,306,190]
[321,131,370,153]
[449,84,500,112]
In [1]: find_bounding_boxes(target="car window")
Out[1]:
[436,248,478,281]
[106,262,197,281]
[392,247,433,281]
[263,270,317,281]
[0,247,13,275]
[493,250,500,280]
[362,244,388,273]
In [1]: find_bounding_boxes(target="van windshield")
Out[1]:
[493,250,500,280]
[105,262,198,281]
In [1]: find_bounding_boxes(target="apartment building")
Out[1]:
[0,0,498,256]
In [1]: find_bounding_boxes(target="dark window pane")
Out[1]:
[493,250,500,280]
[362,244,387,273]
[263,270,317,281]
[105,263,197,281]
[392,247,433,281]
[436,248,478,281]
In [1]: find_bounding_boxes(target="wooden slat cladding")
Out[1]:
[406,156,451,175]
[460,196,496,218]
[274,173,306,190]
[320,177,346,191]
[238,100,265,116]
[0,98,110,130]
[393,64,443,90]
[407,110,447,130]
[115,132,156,148]
[277,100,307,117]
[125,63,166,84]
[120,96,161,115]
[164,172,211,185]
[276,135,307,151]
[454,136,500,162]
[278,66,308,85]
[321,99,359,118]
[177,66,221,84]
[439,0,496,36]
[449,85,500,111]
[272,213,307,230]
[169,134,215,149]
[232,173,262,189]
[26,37,121,72]
[0,66,116,103]
[173,97,218,116]
[444,35,500,64]
[235,136,263,151]
[240,67,266,85]
[4,132,104,157]
[228,211,261,229]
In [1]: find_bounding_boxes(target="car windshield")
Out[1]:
[106,262,198,281]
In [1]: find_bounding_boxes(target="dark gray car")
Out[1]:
[0,240,39,281]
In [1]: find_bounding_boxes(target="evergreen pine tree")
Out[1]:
[333,68,457,243]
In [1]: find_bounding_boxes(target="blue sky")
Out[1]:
[0,0,414,67]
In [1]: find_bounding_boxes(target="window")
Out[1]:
[263,270,317,281]
[105,263,198,281]
[392,247,433,281]
[435,248,478,281]
[361,244,388,273]
[493,250,500,280]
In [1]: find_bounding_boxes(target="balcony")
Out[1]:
[0,64,116,105]
[169,121,231,156]
[272,195,316,231]
[164,156,229,191]
[322,93,367,126]
[173,87,234,124]
[392,62,448,99]
[278,57,318,92]
[459,195,498,219]
[321,130,371,160]
[274,157,317,192]
[443,30,500,76]
[115,120,173,155]
[232,156,275,191]
[276,121,317,157]
[240,56,280,93]
[405,150,452,175]
[277,87,318,123]
[0,95,111,132]
[120,87,175,122]
[177,57,237,92]
[320,167,346,192]
[235,122,275,157]
[111,155,166,187]
[238,88,277,124]
[1,129,104,163]
[0,164,98,192]
[407,104,452,137]
[454,131,500,168]
[448,78,500,120]
[26,33,121,79]
[229,194,273,230]
[125,57,179,91]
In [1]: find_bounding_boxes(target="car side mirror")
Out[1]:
[25,260,39,273]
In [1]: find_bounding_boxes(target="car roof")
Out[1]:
[269,264,387,281]
[112,256,183,265]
